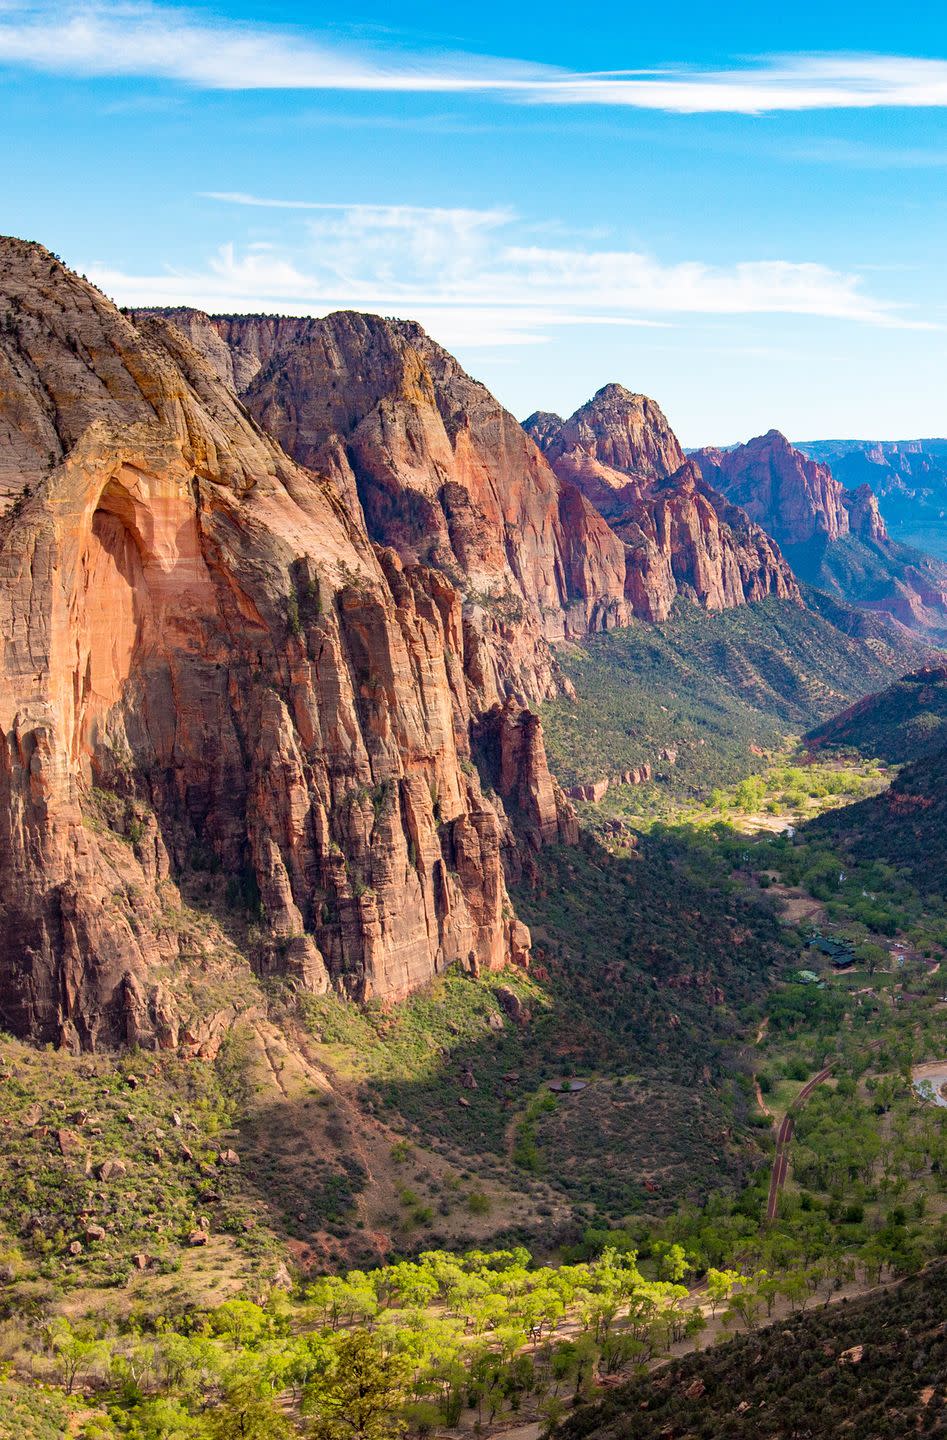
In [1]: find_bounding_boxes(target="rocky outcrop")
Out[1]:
[0,239,590,1048]
[531,394,799,622]
[694,431,947,642]
[129,309,311,396]
[520,410,565,453]
[616,462,800,620]
[844,483,888,545]
[691,430,888,549]
[566,764,652,804]
[474,698,578,848]
[526,385,686,512]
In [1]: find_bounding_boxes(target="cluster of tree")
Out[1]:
[558,1259,947,1440]
[10,1247,700,1438]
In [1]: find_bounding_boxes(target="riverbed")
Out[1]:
[912,1061,947,1107]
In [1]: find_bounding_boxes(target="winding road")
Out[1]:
[765,1065,834,1222]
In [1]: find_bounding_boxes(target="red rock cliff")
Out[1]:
[0,242,575,1048]
[528,389,800,621]
[138,309,637,699]
[692,429,890,548]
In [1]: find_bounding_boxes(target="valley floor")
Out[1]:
[4,671,947,1437]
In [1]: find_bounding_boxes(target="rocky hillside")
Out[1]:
[0,239,587,1050]
[559,1262,947,1440]
[526,387,800,620]
[694,430,947,641]
[525,385,687,513]
[800,436,947,561]
[807,664,947,764]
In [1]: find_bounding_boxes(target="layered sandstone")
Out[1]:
[0,241,577,1048]
[693,431,947,640]
[529,390,800,621]
[692,430,889,549]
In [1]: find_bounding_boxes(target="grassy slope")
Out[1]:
[560,1262,947,1440]
[542,596,929,795]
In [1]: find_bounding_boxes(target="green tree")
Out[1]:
[304,1331,407,1440]
[208,1373,291,1440]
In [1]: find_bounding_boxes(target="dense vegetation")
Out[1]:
[0,1245,704,1438]
[807,664,947,763]
[811,743,947,903]
[560,1261,947,1440]
[541,596,926,795]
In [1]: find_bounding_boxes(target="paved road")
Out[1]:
[765,1065,833,1222]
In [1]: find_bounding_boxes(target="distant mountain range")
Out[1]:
[531,397,947,645]
[798,438,947,562]
[691,430,947,643]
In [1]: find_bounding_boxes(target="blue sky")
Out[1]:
[4,3,947,443]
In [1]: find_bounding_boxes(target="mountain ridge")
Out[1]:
[525,390,801,621]
[693,428,947,642]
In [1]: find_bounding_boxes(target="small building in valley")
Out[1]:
[807,936,856,969]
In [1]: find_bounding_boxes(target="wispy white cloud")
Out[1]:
[84,199,927,347]
[5,4,947,113]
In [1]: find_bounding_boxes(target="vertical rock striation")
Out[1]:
[0,242,584,1048]
[527,388,800,621]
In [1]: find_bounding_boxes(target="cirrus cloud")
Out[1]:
[82,198,927,349]
[4,4,947,113]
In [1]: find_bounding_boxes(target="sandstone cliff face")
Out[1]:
[528,385,686,500]
[137,309,637,694]
[236,312,635,671]
[529,390,799,621]
[693,431,947,641]
[615,462,800,620]
[0,242,575,1048]
[844,483,888,545]
[692,430,889,549]
[129,309,311,396]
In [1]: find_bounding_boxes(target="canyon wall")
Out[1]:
[527,387,800,620]
[0,242,579,1048]
[691,429,888,548]
[694,430,947,641]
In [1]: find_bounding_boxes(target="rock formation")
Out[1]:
[691,429,888,549]
[0,240,589,1049]
[526,385,686,517]
[528,389,800,621]
[797,438,947,563]
[140,309,637,696]
[693,431,947,642]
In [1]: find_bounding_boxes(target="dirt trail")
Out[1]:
[766,1065,833,1222]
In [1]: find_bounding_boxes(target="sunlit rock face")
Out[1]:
[0,244,586,1048]
[528,388,800,621]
